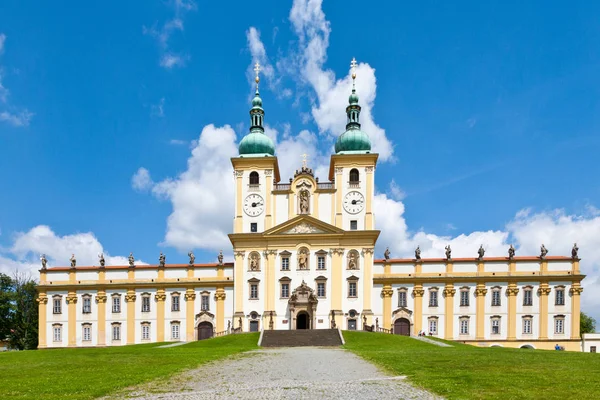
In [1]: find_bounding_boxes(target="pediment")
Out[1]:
[263,215,344,236]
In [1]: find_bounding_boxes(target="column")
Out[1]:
[381,285,393,330]
[125,289,136,344]
[265,250,277,313]
[475,284,487,340]
[443,285,455,340]
[155,289,166,342]
[362,248,374,324]
[365,166,374,229]
[506,284,518,340]
[215,288,226,333]
[233,250,245,326]
[234,170,243,232]
[331,248,345,327]
[265,169,273,229]
[538,283,551,340]
[334,167,343,228]
[413,285,424,335]
[570,284,583,339]
[96,291,107,346]
[185,289,196,341]
[66,292,77,347]
[36,293,48,348]
[313,191,320,219]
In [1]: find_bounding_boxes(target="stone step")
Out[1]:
[260,329,343,347]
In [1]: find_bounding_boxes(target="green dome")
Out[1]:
[252,93,262,107]
[239,131,275,156]
[335,128,371,153]
[349,90,359,105]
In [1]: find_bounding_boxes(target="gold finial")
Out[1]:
[253,61,261,88]
[350,57,357,80]
[301,153,308,168]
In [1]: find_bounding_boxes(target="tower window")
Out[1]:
[249,171,259,185]
[350,220,358,230]
[250,223,258,232]
[349,168,359,183]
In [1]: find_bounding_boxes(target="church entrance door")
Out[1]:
[198,322,213,340]
[394,318,410,336]
[296,312,310,329]
[249,320,259,332]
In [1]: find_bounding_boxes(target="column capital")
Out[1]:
[214,289,227,301]
[362,247,375,255]
[506,287,519,296]
[125,292,136,302]
[95,294,107,304]
[185,289,196,301]
[36,295,48,304]
[474,288,488,297]
[65,294,78,304]
[538,287,551,296]
[443,288,456,297]
[569,286,584,296]
[234,170,244,178]
[234,250,246,259]
[412,288,425,298]
[381,288,394,298]
[155,292,167,302]
[332,248,345,255]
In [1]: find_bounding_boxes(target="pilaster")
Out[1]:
[334,167,343,228]
[538,283,551,340]
[506,284,519,340]
[365,165,374,229]
[96,291,107,346]
[125,290,136,344]
[288,189,294,219]
[413,285,424,335]
[264,249,277,313]
[36,293,48,348]
[381,285,393,330]
[155,289,166,342]
[570,284,583,339]
[185,289,196,341]
[215,288,226,332]
[443,285,456,340]
[234,251,245,314]
[475,284,487,340]
[234,170,243,233]
[362,247,374,324]
[66,292,77,347]
[331,248,344,317]
[265,169,273,229]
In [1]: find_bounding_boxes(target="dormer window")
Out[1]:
[249,171,259,185]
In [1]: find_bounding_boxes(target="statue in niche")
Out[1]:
[572,243,579,259]
[218,250,224,265]
[98,253,105,267]
[128,253,135,267]
[40,254,47,270]
[298,249,308,270]
[508,245,515,260]
[384,247,390,260]
[415,246,421,260]
[250,253,260,271]
[348,252,358,270]
[540,244,548,259]
[159,252,166,267]
[299,189,310,214]
[445,245,452,260]
[70,254,76,268]
[477,245,485,260]
[269,311,274,330]
[188,251,195,265]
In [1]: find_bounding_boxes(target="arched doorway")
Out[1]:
[198,321,213,340]
[394,318,410,336]
[297,312,309,329]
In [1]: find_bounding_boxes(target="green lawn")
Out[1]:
[343,331,600,400]
[0,333,259,400]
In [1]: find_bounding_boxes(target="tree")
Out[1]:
[8,272,38,350]
[0,273,14,341]
[581,312,596,335]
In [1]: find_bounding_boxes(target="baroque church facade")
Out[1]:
[37,61,586,351]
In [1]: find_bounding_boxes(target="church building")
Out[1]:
[37,59,586,351]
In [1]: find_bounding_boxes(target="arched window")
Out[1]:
[349,168,359,183]
[249,171,259,185]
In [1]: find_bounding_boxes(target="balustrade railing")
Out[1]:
[317,182,334,190]
[274,183,291,191]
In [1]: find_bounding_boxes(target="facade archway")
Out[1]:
[394,318,410,336]
[288,281,318,330]
[197,321,213,340]
[296,311,310,329]
[520,344,535,349]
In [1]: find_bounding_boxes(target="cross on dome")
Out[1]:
[254,61,261,88]
[350,57,357,80]
[301,153,309,168]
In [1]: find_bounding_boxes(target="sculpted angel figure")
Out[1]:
[384,247,391,260]
[445,245,452,260]
[70,254,76,268]
[188,251,195,265]
[508,244,515,259]
[40,254,47,269]
[159,252,166,267]
[415,246,421,260]
[218,250,224,265]
[128,252,135,267]
[299,190,309,214]
[250,253,260,271]
[98,253,105,267]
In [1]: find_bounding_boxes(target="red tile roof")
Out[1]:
[44,262,233,272]
[374,256,574,264]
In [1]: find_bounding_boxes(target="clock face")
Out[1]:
[243,194,265,217]
[343,191,365,214]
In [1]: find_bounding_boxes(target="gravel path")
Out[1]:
[115,347,441,400]
[412,336,453,347]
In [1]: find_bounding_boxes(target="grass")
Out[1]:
[0,333,259,400]
[343,331,600,400]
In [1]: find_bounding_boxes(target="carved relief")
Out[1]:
[474,288,488,297]
[381,288,394,298]
[185,292,197,301]
[155,292,167,302]
[234,250,246,259]
[537,287,552,296]
[66,295,78,304]
[234,170,244,177]
[506,287,520,296]
[362,247,374,255]
[264,169,273,176]
[95,294,107,304]
[412,289,425,298]
[249,252,261,271]
[332,248,345,255]
[214,290,227,301]
[283,222,324,234]
[347,250,360,270]
[334,167,343,174]
[443,288,456,297]
[297,247,309,270]
[125,293,136,302]
[365,166,374,173]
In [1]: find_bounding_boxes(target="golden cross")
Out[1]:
[253,61,261,86]
[301,153,308,168]
[350,57,357,80]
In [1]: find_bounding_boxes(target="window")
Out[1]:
[53,325,62,342]
[317,282,326,297]
[281,257,290,271]
[250,284,258,299]
[201,294,210,311]
[459,317,469,335]
[112,295,121,313]
[281,283,289,298]
[555,316,565,334]
[249,171,259,185]
[491,317,501,335]
[171,322,180,340]
[429,289,439,307]
[398,289,407,308]
[171,294,180,312]
[523,287,533,306]
[82,324,91,341]
[112,323,121,341]
[349,168,359,183]
[348,282,357,298]
[555,288,565,306]
[250,223,258,233]
[142,294,151,312]
[317,256,326,270]
[350,220,358,230]
[492,288,501,307]
[460,288,470,307]
[428,317,438,335]
[141,323,150,340]
[523,316,533,334]
[82,295,92,314]
[591,346,597,353]
[53,297,62,314]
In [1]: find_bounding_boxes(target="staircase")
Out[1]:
[260,329,343,347]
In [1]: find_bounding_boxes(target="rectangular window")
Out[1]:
[460,319,469,335]
[82,297,91,314]
[317,256,326,270]
[523,289,533,306]
[491,319,500,335]
[398,291,407,308]
[250,223,258,233]
[492,290,501,306]
[429,291,438,307]
[429,319,438,334]
[112,325,121,341]
[555,318,564,334]
[348,282,357,297]
[591,346,597,353]
[250,284,258,299]
[281,257,290,271]
[460,290,470,307]
[83,325,91,341]
[112,296,121,313]
[142,324,150,340]
[556,289,565,306]
[171,324,180,340]
[523,319,532,334]
[142,296,150,312]
[53,298,62,314]
[281,283,289,298]
[350,220,358,230]
[201,295,210,311]
[172,295,180,312]
[317,282,326,297]
[53,326,61,342]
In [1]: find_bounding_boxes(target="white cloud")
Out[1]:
[0,109,33,127]
[160,53,188,69]
[131,167,154,191]
[151,97,165,117]
[0,33,5,54]
[169,139,188,146]
[387,179,406,201]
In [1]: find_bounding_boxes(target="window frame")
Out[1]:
[201,292,210,311]
[250,222,258,233]
[459,287,470,307]
[523,286,533,307]
[248,278,260,300]
[315,276,327,298]
[398,288,408,308]
[141,293,151,313]
[281,283,290,298]
[82,294,92,314]
[491,316,501,335]
[491,287,502,307]
[52,324,62,342]
[53,295,62,314]
[82,323,92,342]
[429,287,439,307]
[111,323,121,341]
[171,321,181,340]
[555,287,565,306]
[428,316,438,335]
[349,168,360,184]
[141,322,151,340]
[249,171,259,185]
[554,315,565,334]
[316,250,328,270]
[350,220,358,230]
[522,315,533,335]
[111,294,121,313]
[459,316,470,335]
[171,292,180,312]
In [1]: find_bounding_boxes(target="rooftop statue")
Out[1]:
[218,250,224,265]
[572,243,579,259]
[128,252,135,267]
[508,244,515,260]
[540,244,548,259]
[70,254,76,268]
[445,245,452,260]
[415,246,421,260]
[159,252,166,267]
[40,254,47,270]
[384,247,390,260]
[98,253,105,267]
[188,251,195,265]
[477,245,485,260]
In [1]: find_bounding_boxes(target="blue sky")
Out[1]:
[1,1,600,316]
